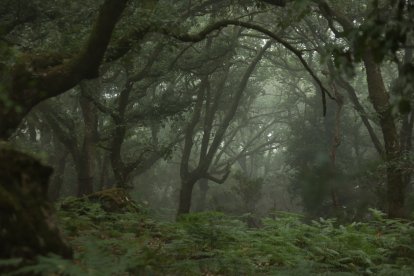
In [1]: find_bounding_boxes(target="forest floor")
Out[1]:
[8,196,414,275]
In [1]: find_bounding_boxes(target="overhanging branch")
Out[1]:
[166,19,334,115]
[29,0,129,102]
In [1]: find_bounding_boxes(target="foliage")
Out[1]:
[233,171,264,213]
[2,0,414,273]
[3,200,414,275]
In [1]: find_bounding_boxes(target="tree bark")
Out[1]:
[106,44,165,187]
[0,146,72,263]
[0,0,128,140]
[0,0,126,266]
[98,154,111,190]
[177,40,271,218]
[328,84,344,211]
[109,83,131,187]
[48,149,68,201]
[177,178,197,217]
[330,66,385,157]
[363,51,406,218]
[314,0,408,218]
[195,178,209,212]
[77,92,98,196]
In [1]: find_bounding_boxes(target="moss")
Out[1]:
[61,188,140,214]
[0,146,73,266]
[87,187,139,212]
[0,185,21,211]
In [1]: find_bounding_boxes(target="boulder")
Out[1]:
[0,146,73,262]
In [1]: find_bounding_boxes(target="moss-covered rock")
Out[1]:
[0,146,73,263]
[88,188,139,212]
[60,187,139,214]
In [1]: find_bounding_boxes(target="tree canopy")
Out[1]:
[1,0,413,274]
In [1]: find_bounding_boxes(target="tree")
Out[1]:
[0,0,129,261]
[177,30,271,217]
[0,0,129,139]
[313,0,413,218]
[36,84,98,196]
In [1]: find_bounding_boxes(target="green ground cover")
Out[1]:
[4,197,414,275]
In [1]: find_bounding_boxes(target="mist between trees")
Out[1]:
[1,0,413,274]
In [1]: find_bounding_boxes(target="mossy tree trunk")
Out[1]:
[0,146,73,261]
[0,0,129,140]
[0,0,128,263]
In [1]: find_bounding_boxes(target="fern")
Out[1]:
[5,199,414,275]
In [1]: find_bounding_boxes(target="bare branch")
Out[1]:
[204,164,231,184]
[166,19,334,115]
[81,93,119,120]
[259,0,286,7]
[312,0,354,32]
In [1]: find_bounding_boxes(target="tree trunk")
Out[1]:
[76,93,98,196]
[195,178,209,212]
[333,74,385,157]
[329,85,344,211]
[400,111,414,194]
[363,51,405,218]
[400,47,414,194]
[176,178,197,218]
[0,0,128,140]
[48,150,68,201]
[98,154,111,190]
[109,83,130,188]
[0,0,128,269]
[110,124,128,187]
[77,172,94,196]
[0,146,72,264]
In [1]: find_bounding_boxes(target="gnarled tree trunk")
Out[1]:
[363,51,406,218]
[177,177,198,217]
[0,146,73,263]
[77,92,98,196]
[48,148,68,201]
[0,1,128,267]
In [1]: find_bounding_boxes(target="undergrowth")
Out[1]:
[3,198,414,275]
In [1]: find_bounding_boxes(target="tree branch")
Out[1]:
[203,164,231,184]
[166,19,334,115]
[332,68,385,158]
[202,41,272,170]
[20,0,129,104]
[2,0,129,139]
[259,0,287,7]
[312,0,354,32]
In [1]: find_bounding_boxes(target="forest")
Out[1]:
[1,0,414,275]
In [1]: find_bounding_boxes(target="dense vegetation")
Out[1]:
[1,0,413,274]
[3,197,414,275]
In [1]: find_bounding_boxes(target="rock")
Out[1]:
[86,188,139,213]
[60,187,139,214]
[0,146,73,263]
